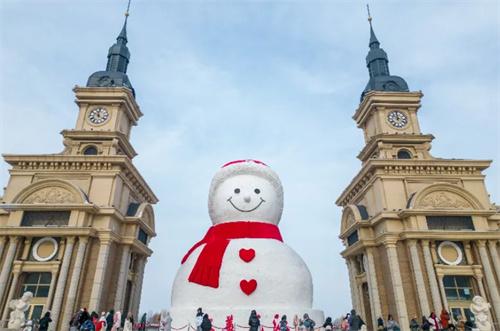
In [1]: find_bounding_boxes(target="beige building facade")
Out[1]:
[337,20,500,331]
[0,15,157,330]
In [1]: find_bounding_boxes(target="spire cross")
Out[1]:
[366,4,372,26]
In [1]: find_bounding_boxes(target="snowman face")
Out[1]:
[210,174,282,225]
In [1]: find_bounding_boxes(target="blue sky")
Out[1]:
[0,0,498,319]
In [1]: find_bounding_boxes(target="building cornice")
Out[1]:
[0,203,99,213]
[61,129,138,158]
[340,230,500,257]
[357,133,434,161]
[2,154,158,204]
[336,158,492,206]
[0,226,97,237]
[398,209,496,218]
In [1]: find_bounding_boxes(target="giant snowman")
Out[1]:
[170,160,324,327]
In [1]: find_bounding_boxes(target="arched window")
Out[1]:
[83,146,98,155]
[397,149,412,159]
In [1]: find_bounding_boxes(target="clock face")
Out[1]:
[387,110,408,128]
[88,107,109,125]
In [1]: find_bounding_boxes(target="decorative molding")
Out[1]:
[382,165,482,176]
[408,182,485,211]
[437,241,463,266]
[3,155,158,204]
[32,237,59,262]
[24,187,78,204]
[14,160,114,171]
[418,191,472,210]
[336,159,491,206]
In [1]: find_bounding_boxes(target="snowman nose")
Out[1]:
[244,196,251,203]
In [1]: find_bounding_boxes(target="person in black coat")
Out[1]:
[249,310,260,331]
[106,310,114,331]
[348,310,364,331]
[201,314,212,331]
[323,317,333,331]
[79,308,90,326]
[39,312,52,331]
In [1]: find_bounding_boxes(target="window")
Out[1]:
[126,203,140,216]
[443,275,474,301]
[347,231,359,246]
[20,272,52,298]
[83,145,98,155]
[138,228,148,245]
[426,216,474,231]
[21,211,70,227]
[30,305,44,321]
[397,149,412,159]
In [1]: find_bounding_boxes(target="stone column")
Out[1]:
[477,240,500,323]
[408,240,431,316]
[130,256,146,318]
[357,282,366,322]
[1,270,20,323]
[364,249,382,326]
[114,245,131,312]
[0,237,19,301]
[385,242,409,331]
[421,240,442,313]
[0,236,6,263]
[346,258,361,312]
[464,241,474,264]
[45,269,58,310]
[88,238,112,312]
[487,241,500,283]
[49,237,76,331]
[436,274,449,311]
[60,237,88,329]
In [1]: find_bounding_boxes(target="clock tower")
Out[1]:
[337,12,500,331]
[0,6,158,330]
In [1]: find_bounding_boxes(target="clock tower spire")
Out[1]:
[86,0,134,96]
[63,0,142,159]
[351,6,433,164]
[361,5,409,101]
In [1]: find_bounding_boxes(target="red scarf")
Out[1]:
[182,221,283,288]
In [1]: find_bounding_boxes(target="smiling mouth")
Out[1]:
[227,197,266,212]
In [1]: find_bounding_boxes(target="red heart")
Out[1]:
[240,279,257,295]
[239,248,255,263]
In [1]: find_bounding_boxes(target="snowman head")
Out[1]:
[208,160,284,225]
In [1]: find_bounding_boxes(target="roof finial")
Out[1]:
[367,4,372,26]
[125,0,131,22]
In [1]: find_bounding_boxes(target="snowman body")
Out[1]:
[170,160,323,327]
[172,238,312,307]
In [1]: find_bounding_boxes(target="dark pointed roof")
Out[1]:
[369,24,379,47]
[86,9,135,96]
[361,16,409,101]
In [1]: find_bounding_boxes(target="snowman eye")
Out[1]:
[234,188,240,194]
[254,188,261,194]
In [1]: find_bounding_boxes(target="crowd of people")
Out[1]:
[336,308,476,331]
[19,306,478,331]
[193,308,319,331]
[21,307,147,331]
[67,308,148,331]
